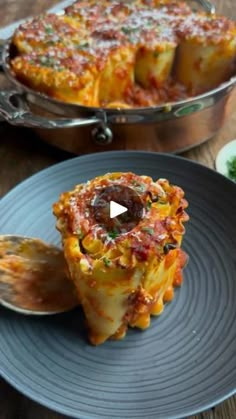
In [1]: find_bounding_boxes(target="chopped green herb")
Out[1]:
[77,42,89,49]
[131,180,146,193]
[108,230,119,239]
[103,257,111,267]
[147,200,152,210]
[136,184,146,193]
[76,228,85,239]
[38,56,62,69]
[46,40,56,46]
[226,156,236,182]
[55,66,65,72]
[39,56,54,66]
[121,26,139,35]
[45,25,54,35]
[128,36,136,44]
[164,243,177,254]
[39,56,47,64]
[121,27,131,34]
[142,227,155,235]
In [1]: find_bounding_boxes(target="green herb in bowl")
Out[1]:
[226,156,236,182]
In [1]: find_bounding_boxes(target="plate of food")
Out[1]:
[0,151,235,419]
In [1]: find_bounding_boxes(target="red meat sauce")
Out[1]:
[61,174,188,262]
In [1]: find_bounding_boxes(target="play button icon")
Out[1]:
[110,201,127,218]
[92,184,144,235]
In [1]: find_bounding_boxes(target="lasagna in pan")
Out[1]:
[53,172,189,345]
[10,0,236,108]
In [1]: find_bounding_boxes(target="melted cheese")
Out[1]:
[10,0,236,107]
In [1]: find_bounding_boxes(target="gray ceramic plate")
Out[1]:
[0,151,235,419]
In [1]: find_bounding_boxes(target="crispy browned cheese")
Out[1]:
[11,47,102,105]
[10,0,236,107]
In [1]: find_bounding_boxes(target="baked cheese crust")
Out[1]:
[10,0,236,107]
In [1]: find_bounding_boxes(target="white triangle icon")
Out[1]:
[110,201,128,219]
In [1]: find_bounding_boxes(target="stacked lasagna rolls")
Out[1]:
[53,172,189,345]
[11,0,236,108]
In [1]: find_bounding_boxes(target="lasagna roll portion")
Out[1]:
[98,45,136,105]
[133,1,191,88]
[135,34,177,88]
[175,14,236,92]
[90,23,136,105]
[120,11,177,88]
[11,47,101,105]
[53,172,189,345]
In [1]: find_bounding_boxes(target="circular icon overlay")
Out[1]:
[92,185,144,234]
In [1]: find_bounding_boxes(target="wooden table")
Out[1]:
[0,1,236,418]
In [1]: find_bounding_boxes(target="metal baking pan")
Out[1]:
[0,0,235,154]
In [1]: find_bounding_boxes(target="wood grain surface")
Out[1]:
[0,0,236,418]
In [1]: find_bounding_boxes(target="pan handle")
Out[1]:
[0,90,101,129]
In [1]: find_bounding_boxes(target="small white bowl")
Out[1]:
[215,140,236,180]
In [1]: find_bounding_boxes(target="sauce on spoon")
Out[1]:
[0,235,79,314]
